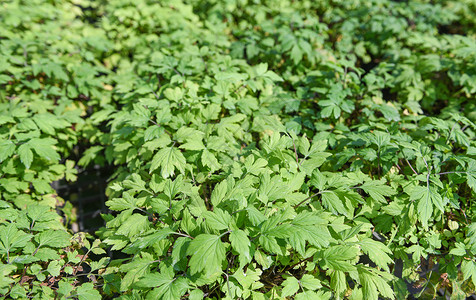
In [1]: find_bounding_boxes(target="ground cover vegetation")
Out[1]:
[0,0,476,299]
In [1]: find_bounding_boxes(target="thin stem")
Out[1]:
[224,271,232,297]
[426,168,431,191]
[73,249,91,276]
[151,89,160,100]
[231,208,247,215]
[250,233,262,242]
[292,137,299,165]
[171,67,182,77]
[460,207,469,224]
[136,207,153,216]
[446,123,457,144]
[32,245,41,256]
[395,162,402,171]
[435,171,467,176]
[406,159,418,175]
[148,119,172,137]
[299,141,316,166]
[219,230,232,238]
[232,84,247,94]
[285,132,300,167]
[149,119,160,127]
[343,66,348,88]
[172,232,194,239]
[421,154,429,170]
[22,45,28,67]
[377,147,381,178]
[156,74,162,90]
[415,270,433,298]
[293,192,322,209]
[289,257,313,269]
[30,219,36,231]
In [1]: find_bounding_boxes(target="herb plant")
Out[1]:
[1,0,476,299]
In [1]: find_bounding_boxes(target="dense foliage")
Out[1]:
[1,0,476,299]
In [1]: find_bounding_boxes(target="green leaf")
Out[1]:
[33,114,68,135]
[202,149,221,172]
[358,266,395,300]
[180,139,205,151]
[144,126,162,142]
[289,211,332,255]
[232,267,262,293]
[449,242,466,256]
[189,289,204,300]
[410,185,444,228]
[211,180,228,207]
[379,103,400,121]
[295,291,330,300]
[35,230,71,248]
[75,283,102,300]
[259,234,282,255]
[27,205,58,223]
[320,190,347,216]
[281,276,299,297]
[245,156,268,175]
[330,270,347,296]
[78,146,103,166]
[247,206,266,226]
[29,138,60,161]
[136,266,189,300]
[18,143,33,169]
[123,173,148,193]
[119,253,155,291]
[47,260,61,277]
[0,140,15,162]
[360,180,396,203]
[290,44,303,64]
[467,161,476,192]
[462,260,476,287]
[322,245,359,272]
[150,146,187,178]
[106,192,139,211]
[32,179,53,194]
[0,223,32,255]
[468,173,476,193]
[359,238,393,272]
[407,244,425,262]
[164,87,183,102]
[203,208,231,231]
[187,234,226,275]
[230,230,251,267]
[0,264,17,288]
[65,160,78,181]
[57,281,74,298]
[116,214,150,238]
[300,274,321,290]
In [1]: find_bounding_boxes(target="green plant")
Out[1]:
[1,0,476,299]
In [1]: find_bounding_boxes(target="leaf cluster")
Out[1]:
[1,0,476,299]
